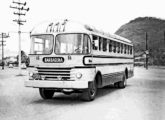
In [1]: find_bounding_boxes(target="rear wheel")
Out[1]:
[81,81,97,101]
[39,88,55,99]
[114,82,119,88]
[118,73,127,89]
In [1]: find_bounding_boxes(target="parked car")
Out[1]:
[7,56,18,67]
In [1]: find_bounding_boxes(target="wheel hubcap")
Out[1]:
[90,83,96,96]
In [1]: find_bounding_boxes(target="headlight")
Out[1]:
[33,73,41,80]
[29,72,34,77]
[29,72,41,80]
[28,67,38,80]
[76,73,82,79]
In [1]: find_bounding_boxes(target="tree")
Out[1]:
[17,50,30,67]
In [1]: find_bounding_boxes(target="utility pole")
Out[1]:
[10,0,29,75]
[164,31,165,46]
[145,32,148,70]
[0,33,9,70]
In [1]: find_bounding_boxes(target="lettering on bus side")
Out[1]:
[43,57,64,63]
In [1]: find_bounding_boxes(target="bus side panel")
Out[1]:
[102,72,123,87]
[95,63,133,87]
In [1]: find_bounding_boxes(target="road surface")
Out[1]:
[0,66,165,120]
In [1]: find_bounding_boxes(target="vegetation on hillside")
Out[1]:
[115,17,165,65]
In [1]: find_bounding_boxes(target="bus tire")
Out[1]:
[114,82,119,88]
[39,88,55,99]
[118,73,127,89]
[80,81,97,101]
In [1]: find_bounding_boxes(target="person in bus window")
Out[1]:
[92,35,98,50]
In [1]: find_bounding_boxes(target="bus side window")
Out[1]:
[121,43,123,53]
[128,46,130,54]
[113,41,116,53]
[130,46,133,54]
[109,40,112,52]
[117,42,120,53]
[99,37,103,51]
[83,34,90,54]
[124,44,127,54]
[116,42,118,53]
[103,38,107,52]
[92,35,98,50]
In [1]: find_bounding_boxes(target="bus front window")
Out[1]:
[30,34,54,54]
[55,34,91,54]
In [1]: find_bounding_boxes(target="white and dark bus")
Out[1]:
[25,19,134,101]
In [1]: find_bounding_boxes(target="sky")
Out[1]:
[0,0,165,57]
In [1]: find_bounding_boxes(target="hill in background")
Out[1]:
[115,17,165,65]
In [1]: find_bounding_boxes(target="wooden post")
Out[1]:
[145,32,148,70]
[1,33,4,69]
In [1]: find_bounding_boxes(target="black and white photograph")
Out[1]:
[0,0,165,120]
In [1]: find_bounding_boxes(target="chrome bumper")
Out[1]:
[25,80,88,89]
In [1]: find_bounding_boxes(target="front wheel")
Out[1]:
[39,88,55,99]
[80,81,97,101]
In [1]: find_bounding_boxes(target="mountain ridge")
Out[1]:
[115,17,165,65]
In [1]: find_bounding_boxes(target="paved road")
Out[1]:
[0,67,165,120]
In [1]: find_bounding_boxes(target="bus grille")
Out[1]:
[37,67,73,81]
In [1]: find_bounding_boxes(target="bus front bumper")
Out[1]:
[24,80,89,89]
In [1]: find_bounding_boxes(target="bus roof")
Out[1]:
[31,19,89,34]
[31,19,132,44]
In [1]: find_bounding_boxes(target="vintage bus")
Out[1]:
[25,19,134,101]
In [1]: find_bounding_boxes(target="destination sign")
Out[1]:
[43,57,64,63]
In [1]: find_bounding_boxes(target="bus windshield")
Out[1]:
[30,34,54,54]
[55,33,91,54]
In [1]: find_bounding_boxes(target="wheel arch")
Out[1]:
[125,67,128,79]
[95,71,102,88]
